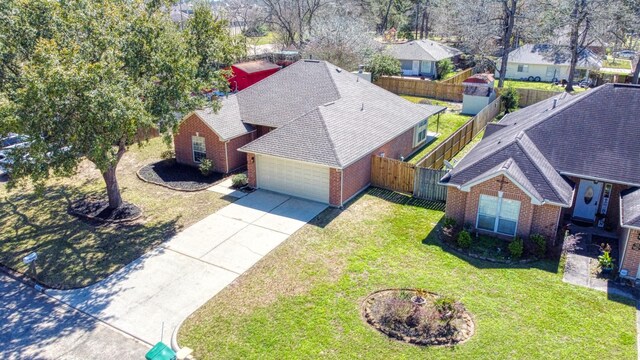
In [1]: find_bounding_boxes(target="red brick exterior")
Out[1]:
[444,175,562,241]
[329,168,341,206]
[621,228,640,278]
[256,125,274,137]
[246,153,256,187]
[174,113,254,173]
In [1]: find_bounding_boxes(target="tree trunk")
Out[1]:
[633,56,640,84]
[497,0,517,88]
[381,0,394,34]
[415,1,420,40]
[102,166,123,209]
[566,0,588,93]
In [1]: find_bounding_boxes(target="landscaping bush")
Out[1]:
[160,149,175,160]
[443,217,457,229]
[529,234,547,258]
[501,85,520,113]
[198,159,214,177]
[508,237,524,259]
[457,230,472,249]
[369,54,401,81]
[436,59,454,80]
[231,173,248,188]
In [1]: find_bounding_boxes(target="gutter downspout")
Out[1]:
[224,141,229,173]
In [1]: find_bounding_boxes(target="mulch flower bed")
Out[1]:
[439,226,536,264]
[362,289,474,346]
[68,197,142,223]
[137,159,223,191]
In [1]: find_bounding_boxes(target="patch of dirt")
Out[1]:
[68,197,142,223]
[137,159,222,191]
[362,289,474,346]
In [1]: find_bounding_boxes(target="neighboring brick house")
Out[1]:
[439,83,640,280]
[175,59,444,207]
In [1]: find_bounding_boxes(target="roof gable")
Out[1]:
[388,40,462,62]
[508,44,602,69]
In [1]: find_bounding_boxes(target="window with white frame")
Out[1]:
[476,194,521,236]
[192,136,206,163]
[413,119,428,147]
[517,64,529,73]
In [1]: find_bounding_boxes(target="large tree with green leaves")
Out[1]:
[1,0,206,210]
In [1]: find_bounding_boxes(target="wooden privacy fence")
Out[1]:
[374,76,464,102]
[417,96,503,170]
[439,68,474,85]
[413,168,448,201]
[495,87,563,107]
[371,155,415,195]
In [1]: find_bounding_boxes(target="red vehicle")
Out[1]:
[227,60,281,92]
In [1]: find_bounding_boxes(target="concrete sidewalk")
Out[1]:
[47,190,327,346]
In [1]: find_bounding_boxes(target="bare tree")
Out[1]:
[303,8,381,69]
[261,0,326,47]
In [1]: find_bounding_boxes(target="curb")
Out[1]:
[171,318,183,352]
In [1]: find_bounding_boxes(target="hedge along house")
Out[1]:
[174,59,445,206]
[387,39,462,78]
[500,44,602,83]
[439,84,640,279]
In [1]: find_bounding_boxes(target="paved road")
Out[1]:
[0,273,149,360]
[47,190,327,346]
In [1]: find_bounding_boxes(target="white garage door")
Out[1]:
[256,154,330,203]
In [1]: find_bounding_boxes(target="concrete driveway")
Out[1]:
[47,190,326,346]
[0,273,147,359]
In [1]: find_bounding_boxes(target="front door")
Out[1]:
[573,179,603,221]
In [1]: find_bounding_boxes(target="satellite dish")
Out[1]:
[443,160,454,170]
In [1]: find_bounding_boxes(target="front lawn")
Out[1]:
[0,137,232,289]
[496,80,587,93]
[179,190,637,359]
[602,57,633,70]
[401,95,472,164]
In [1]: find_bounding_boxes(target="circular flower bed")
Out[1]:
[137,159,222,191]
[363,289,474,346]
[69,196,142,223]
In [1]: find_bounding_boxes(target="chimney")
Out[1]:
[358,64,364,74]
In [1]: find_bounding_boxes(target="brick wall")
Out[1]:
[376,128,417,160]
[621,228,640,277]
[530,204,562,242]
[175,114,227,172]
[329,168,341,206]
[445,188,467,227]
[256,125,275,137]
[246,153,256,187]
[226,132,256,171]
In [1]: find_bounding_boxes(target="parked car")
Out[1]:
[1,134,29,150]
[613,50,637,59]
[0,150,10,176]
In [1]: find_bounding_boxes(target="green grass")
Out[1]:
[247,32,276,46]
[179,191,637,359]
[602,57,633,70]
[496,80,587,93]
[0,137,232,288]
[400,95,472,164]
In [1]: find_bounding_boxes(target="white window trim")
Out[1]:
[192,135,206,163]
[413,119,428,147]
[476,193,520,236]
[517,64,529,73]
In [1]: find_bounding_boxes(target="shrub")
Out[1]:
[436,59,454,80]
[598,243,615,270]
[501,85,520,113]
[508,237,524,259]
[198,159,214,177]
[457,230,472,249]
[368,54,401,81]
[160,149,175,160]
[443,217,457,229]
[530,234,547,258]
[418,99,432,105]
[231,173,248,188]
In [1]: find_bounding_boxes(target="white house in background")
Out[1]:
[387,40,462,78]
[501,44,602,82]
[461,74,497,115]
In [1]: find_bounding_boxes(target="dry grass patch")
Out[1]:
[0,137,231,288]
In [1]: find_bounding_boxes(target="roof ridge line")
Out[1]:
[322,61,344,100]
[515,133,567,204]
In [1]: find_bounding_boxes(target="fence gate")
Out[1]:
[371,156,416,194]
[413,167,448,202]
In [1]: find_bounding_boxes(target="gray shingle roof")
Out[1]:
[442,83,640,206]
[240,60,445,167]
[508,44,602,69]
[387,40,462,62]
[621,188,640,228]
[193,96,254,141]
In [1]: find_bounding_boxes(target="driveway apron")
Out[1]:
[46,190,327,345]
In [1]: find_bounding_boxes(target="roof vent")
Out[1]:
[361,103,365,111]
[335,68,342,73]
[358,64,364,73]
[323,101,335,106]
[552,98,558,109]
[304,59,320,63]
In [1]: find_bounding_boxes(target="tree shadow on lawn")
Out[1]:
[0,182,181,289]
